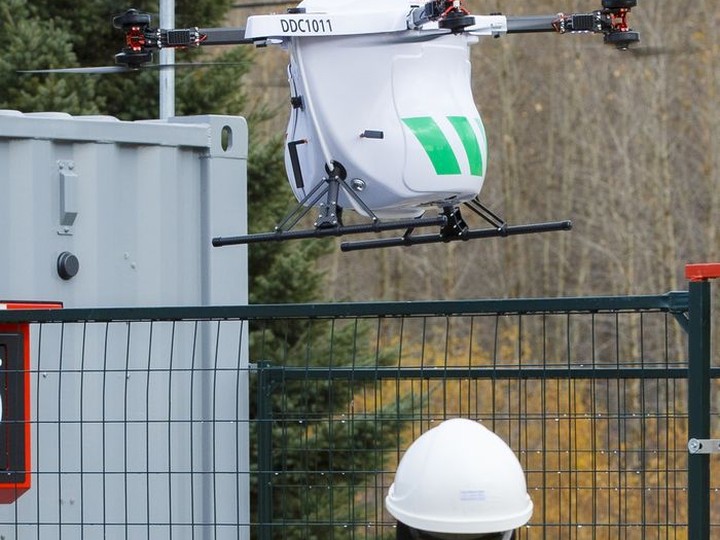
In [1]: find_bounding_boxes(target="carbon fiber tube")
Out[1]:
[341,220,572,251]
[212,216,447,246]
[505,15,559,33]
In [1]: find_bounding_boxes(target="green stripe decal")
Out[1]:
[475,118,488,174]
[402,117,461,175]
[448,116,483,176]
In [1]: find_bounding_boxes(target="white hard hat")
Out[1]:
[385,418,533,536]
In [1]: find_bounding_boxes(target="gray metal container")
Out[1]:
[0,112,250,538]
[0,111,248,307]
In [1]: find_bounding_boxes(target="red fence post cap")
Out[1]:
[685,263,720,282]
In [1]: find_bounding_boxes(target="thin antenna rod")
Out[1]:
[159,0,175,119]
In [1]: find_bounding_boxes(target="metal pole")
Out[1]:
[159,0,175,119]
[256,363,274,540]
[687,278,711,540]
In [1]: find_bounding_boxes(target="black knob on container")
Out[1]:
[57,252,80,280]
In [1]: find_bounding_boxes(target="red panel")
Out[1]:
[0,302,64,310]
[0,302,61,504]
[685,263,720,282]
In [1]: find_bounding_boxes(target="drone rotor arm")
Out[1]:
[504,12,620,35]
[504,15,562,34]
[463,15,507,37]
[114,27,255,68]
[194,28,253,46]
[500,4,638,48]
[133,27,253,50]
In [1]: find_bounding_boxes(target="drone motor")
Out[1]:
[113,9,206,68]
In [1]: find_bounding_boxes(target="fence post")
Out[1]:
[686,263,718,540]
[256,362,275,540]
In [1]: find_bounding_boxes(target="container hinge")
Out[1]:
[688,438,720,454]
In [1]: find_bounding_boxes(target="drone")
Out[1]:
[31,0,640,251]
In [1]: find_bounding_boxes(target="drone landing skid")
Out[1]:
[212,213,448,246]
[212,173,572,251]
[339,201,572,252]
[211,171,447,248]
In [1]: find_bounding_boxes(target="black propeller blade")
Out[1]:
[18,62,244,75]
[622,45,698,58]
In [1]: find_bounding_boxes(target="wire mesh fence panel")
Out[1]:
[250,306,692,540]
[0,319,249,540]
[0,295,707,539]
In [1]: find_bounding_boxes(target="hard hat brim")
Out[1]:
[386,486,533,534]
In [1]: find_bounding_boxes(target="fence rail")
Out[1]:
[0,289,715,539]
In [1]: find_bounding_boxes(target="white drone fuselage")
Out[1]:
[246,0,507,218]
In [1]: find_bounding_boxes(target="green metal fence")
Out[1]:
[0,286,715,539]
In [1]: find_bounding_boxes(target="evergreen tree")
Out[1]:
[0,0,99,113]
